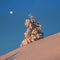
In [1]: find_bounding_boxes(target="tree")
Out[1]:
[20,14,44,47]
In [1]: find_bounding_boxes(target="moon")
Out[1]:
[10,11,13,14]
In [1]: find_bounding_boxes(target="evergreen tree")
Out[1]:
[20,14,44,47]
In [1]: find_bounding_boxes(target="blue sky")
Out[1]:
[0,0,60,56]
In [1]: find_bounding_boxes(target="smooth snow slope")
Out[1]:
[0,32,60,60]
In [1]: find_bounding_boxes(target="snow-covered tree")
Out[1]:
[20,14,44,47]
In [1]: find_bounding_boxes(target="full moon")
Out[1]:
[10,11,13,14]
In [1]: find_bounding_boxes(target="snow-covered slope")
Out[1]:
[0,32,60,60]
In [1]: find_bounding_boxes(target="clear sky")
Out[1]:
[0,0,60,56]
